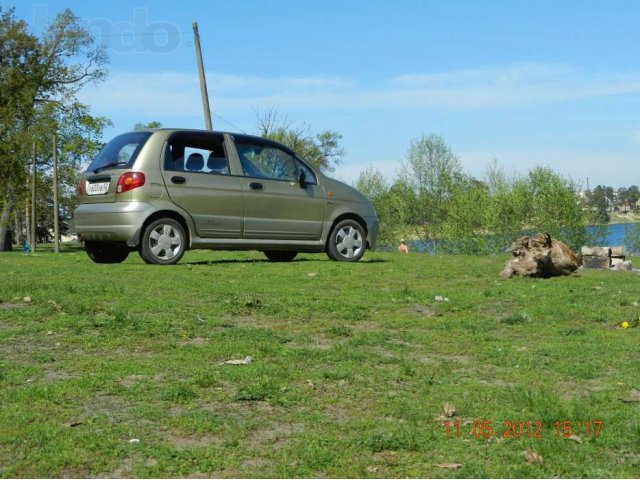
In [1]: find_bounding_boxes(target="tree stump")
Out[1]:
[500,233,580,278]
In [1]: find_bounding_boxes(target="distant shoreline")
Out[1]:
[608,212,640,224]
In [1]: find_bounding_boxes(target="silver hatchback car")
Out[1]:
[72,129,378,265]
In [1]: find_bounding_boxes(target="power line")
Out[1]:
[92,31,191,38]
[212,113,247,134]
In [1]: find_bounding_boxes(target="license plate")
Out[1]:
[86,181,110,195]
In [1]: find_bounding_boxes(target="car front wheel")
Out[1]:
[326,219,366,262]
[85,241,130,264]
[139,218,186,265]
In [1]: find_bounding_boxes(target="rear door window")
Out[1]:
[164,132,230,175]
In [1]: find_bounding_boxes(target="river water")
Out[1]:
[391,223,640,254]
[592,223,636,246]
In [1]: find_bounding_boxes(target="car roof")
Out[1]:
[135,128,272,143]
[134,128,303,157]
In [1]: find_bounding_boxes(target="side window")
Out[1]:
[296,160,317,185]
[236,142,316,183]
[164,133,229,175]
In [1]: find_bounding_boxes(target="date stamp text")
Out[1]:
[443,419,602,440]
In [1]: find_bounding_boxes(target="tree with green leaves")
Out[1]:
[31,103,111,241]
[617,185,639,212]
[0,7,108,250]
[355,136,592,254]
[355,167,416,244]
[585,185,611,224]
[441,177,492,254]
[518,166,586,249]
[256,108,344,173]
[398,134,466,249]
[134,121,163,130]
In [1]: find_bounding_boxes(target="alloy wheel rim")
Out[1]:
[335,226,363,259]
[149,224,182,260]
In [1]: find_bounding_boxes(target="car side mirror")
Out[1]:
[297,170,307,188]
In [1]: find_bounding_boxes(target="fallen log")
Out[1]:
[500,233,581,278]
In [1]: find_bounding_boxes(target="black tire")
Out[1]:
[139,218,186,265]
[264,251,298,262]
[85,241,130,264]
[326,219,367,262]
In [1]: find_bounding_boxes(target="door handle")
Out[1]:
[171,176,186,184]
[249,182,264,190]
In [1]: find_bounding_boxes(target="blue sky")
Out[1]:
[6,0,640,187]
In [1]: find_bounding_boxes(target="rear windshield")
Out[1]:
[86,131,152,173]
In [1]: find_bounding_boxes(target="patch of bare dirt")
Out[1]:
[417,352,472,364]
[243,422,304,449]
[483,300,517,317]
[556,378,611,400]
[81,391,132,420]
[350,321,381,332]
[116,374,148,388]
[178,337,209,347]
[185,472,217,479]
[171,434,222,450]
[223,315,260,328]
[203,400,278,417]
[324,405,350,424]
[109,457,134,478]
[409,304,438,317]
[42,369,74,383]
[477,378,515,388]
[195,469,239,479]
[286,336,334,351]
[240,457,273,471]
[368,346,398,359]
[388,339,421,348]
[0,302,25,310]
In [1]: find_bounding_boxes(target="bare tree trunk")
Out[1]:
[14,210,20,245]
[0,187,14,252]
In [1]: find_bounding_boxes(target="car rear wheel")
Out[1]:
[326,219,366,262]
[139,218,186,265]
[263,251,298,262]
[85,241,130,264]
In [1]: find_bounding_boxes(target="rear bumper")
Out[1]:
[71,201,154,246]
[365,215,379,250]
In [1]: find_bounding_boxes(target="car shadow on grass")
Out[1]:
[183,258,388,265]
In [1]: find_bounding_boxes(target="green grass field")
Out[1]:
[1,246,639,478]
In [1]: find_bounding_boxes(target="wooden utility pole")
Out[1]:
[24,204,30,247]
[192,22,213,130]
[52,134,60,253]
[30,142,36,252]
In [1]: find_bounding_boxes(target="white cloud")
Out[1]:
[79,63,640,120]
[458,148,639,189]
[391,63,575,88]
[332,158,403,186]
[78,71,357,117]
[328,148,640,188]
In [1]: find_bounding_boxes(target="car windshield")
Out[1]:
[86,131,152,173]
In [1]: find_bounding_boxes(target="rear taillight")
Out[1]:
[78,178,84,195]
[117,172,145,194]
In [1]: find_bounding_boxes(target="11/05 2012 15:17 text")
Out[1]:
[443,419,603,440]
